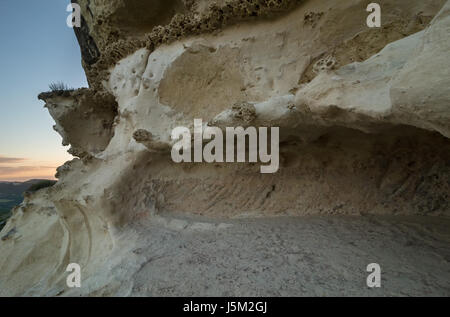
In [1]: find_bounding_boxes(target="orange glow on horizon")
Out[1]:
[0,156,70,182]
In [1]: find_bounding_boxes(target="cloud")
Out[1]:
[0,156,27,163]
[0,166,57,176]
[0,157,59,181]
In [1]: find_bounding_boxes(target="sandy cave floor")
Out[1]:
[91,213,450,297]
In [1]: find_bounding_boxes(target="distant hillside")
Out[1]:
[0,179,55,230]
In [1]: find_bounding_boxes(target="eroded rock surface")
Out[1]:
[0,0,449,296]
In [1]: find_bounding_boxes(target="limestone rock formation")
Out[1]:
[0,0,449,296]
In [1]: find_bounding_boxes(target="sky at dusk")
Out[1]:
[0,1,87,181]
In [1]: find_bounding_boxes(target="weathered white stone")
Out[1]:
[1,0,449,297]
